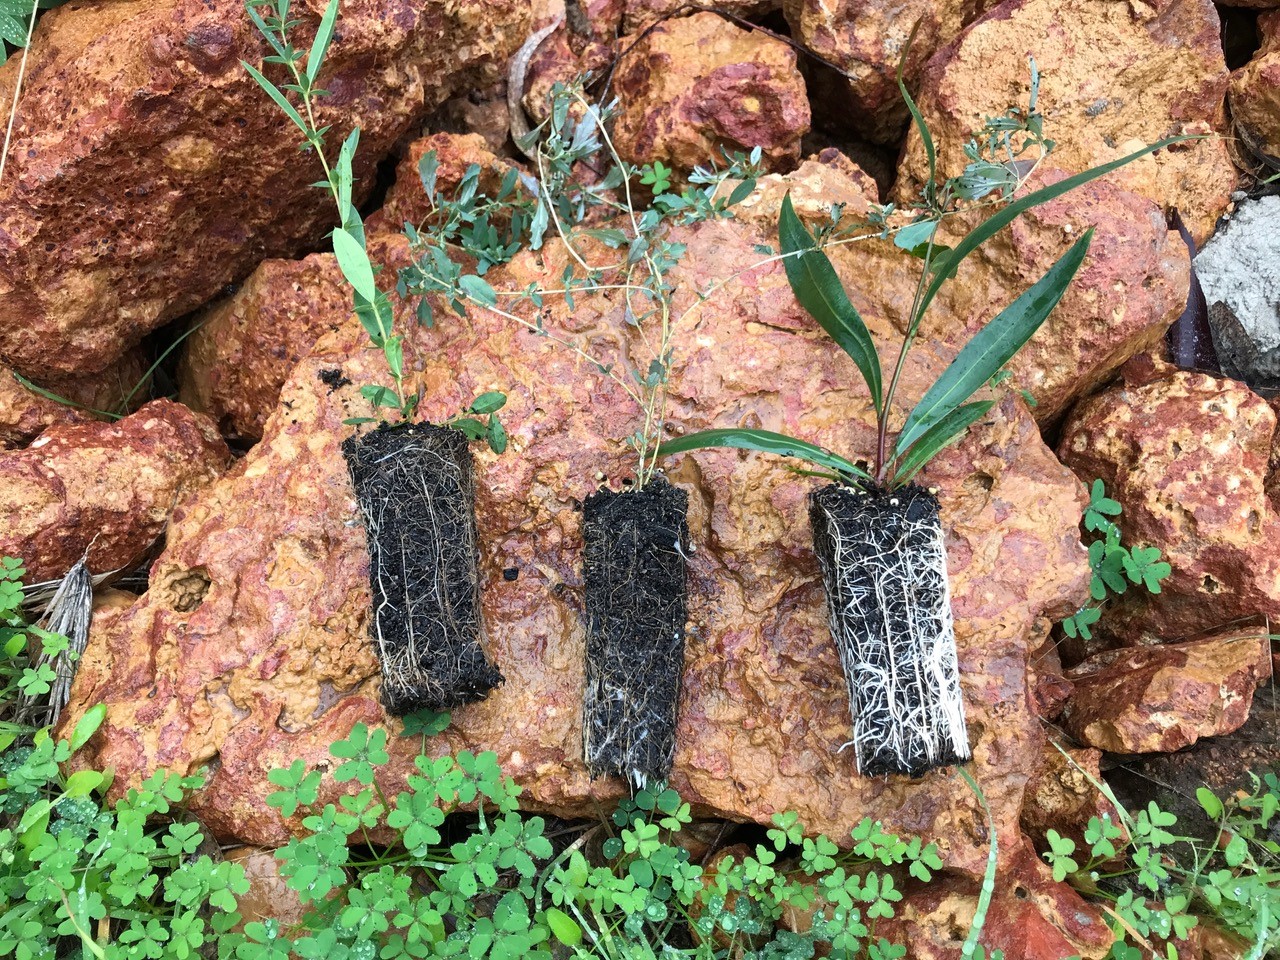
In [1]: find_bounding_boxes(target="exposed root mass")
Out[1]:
[582,477,689,788]
[809,483,970,777]
[342,422,502,714]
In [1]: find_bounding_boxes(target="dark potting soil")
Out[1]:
[342,421,503,715]
[809,483,970,778]
[581,476,689,787]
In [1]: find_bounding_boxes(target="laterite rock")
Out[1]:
[0,0,526,378]
[609,13,810,174]
[1058,366,1280,647]
[897,0,1235,243]
[62,159,1090,882]
[1062,628,1272,753]
[0,350,150,449]
[0,400,230,583]
[1229,12,1280,161]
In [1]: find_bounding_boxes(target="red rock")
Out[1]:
[0,0,526,379]
[1020,743,1121,853]
[0,400,230,583]
[783,0,981,143]
[1061,628,1272,753]
[875,841,1114,960]
[0,352,152,449]
[180,135,500,442]
[223,847,308,935]
[178,254,348,443]
[1229,12,1280,160]
[1058,368,1280,645]
[898,0,1235,244]
[61,165,1090,879]
[609,13,810,173]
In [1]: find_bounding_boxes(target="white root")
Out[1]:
[811,486,970,777]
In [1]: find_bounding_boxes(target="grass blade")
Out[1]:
[779,194,883,414]
[660,427,870,482]
[895,230,1092,459]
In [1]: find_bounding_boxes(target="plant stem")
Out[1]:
[876,237,936,484]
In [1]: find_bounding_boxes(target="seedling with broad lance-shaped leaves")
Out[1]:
[661,53,1191,777]
[242,0,507,715]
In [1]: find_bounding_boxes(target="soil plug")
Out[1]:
[342,422,503,714]
[659,52,1185,775]
[582,477,689,787]
[810,484,967,776]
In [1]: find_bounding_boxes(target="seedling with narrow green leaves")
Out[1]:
[660,56,1188,777]
[242,0,508,715]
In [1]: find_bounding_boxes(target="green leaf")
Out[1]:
[335,129,359,221]
[545,908,582,947]
[241,60,309,135]
[459,274,498,309]
[895,230,1092,460]
[418,150,439,201]
[1196,786,1224,821]
[469,391,506,414]
[897,23,936,193]
[64,769,104,797]
[892,400,992,485]
[916,138,1191,321]
[487,414,508,455]
[332,228,377,303]
[69,704,107,752]
[659,427,870,481]
[778,194,882,415]
[893,218,939,256]
[305,0,339,84]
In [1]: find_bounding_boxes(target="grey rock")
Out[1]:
[1194,195,1280,394]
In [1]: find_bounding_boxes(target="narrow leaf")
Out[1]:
[892,401,992,485]
[779,195,882,414]
[895,230,1093,459]
[917,137,1191,320]
[241,60,309,135]
[305,0,339,84]
[897,22,935,191]
[660,427,869,481]
[69,703,107,752]
[332,227,377,302]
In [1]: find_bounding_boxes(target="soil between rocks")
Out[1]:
[582,476,690,787]
[341,421,503,714]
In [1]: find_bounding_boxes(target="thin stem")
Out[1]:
[0,0,39,185]
[876,237,935,483]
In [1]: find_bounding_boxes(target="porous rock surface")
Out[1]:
[1020,743,1119,852]
[873,842,1115,960]
[178,254,349,443]
[1229,12,1280,158]
[0,350,149,449]
[782,0,982,144]
[0,400,230,583]
[1062,627,1272,753]
[0,0,527,378]
[1058,366,1280,645]
[180,134,507,442]
[898,0,1235,243]
[64,165,1090,876]
[609,13,811,173]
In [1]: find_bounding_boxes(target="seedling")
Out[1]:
[661,57,1188,776]
[395,78,764,785]
[243,0,506,713]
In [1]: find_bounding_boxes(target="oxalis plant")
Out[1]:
[395,78,764,788]
[662,60,1188,778]
[242,0,506,716]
